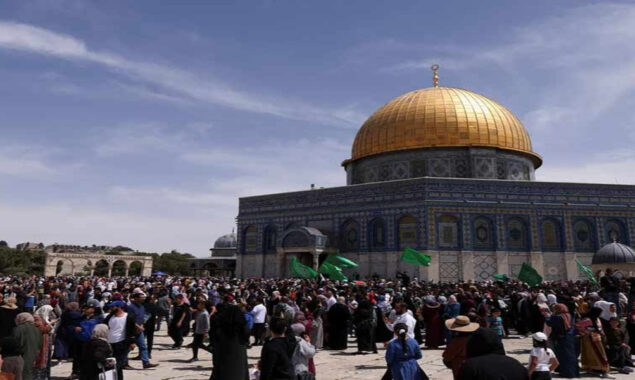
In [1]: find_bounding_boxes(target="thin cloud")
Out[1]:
[0,21,363,127]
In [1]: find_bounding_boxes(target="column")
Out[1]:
[564,251,578,281]
[461,251,474,281]
[530,251,544,277]
[312,249,319,271]
[427,250,439,282]
[496,251,509,275]
[90,268,95,277]
[125,265,129,277]
[108,265,113,277]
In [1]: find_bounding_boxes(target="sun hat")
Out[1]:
[445,315,479,332]
[532,332,548,342]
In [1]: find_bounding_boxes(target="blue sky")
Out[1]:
[2,1,635,256]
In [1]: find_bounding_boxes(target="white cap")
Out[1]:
[532,332,548,342]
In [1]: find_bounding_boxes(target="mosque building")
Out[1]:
[235,66,635,281]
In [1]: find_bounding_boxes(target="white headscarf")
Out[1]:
[34,305,55,325]
[594,300,616,321]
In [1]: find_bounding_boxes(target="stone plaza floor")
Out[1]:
[51,330,632,380]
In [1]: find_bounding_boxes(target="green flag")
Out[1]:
[400,247,431,266]
[576,259,598,285]
[319,262,347,281]
[517,262,542,286]
[492,273,509,282]
[325,254,359,268]
[289,257,318,279]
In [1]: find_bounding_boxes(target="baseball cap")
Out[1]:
[106,300,126,308]
[532,332,548,342]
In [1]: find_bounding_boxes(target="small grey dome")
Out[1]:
[214,233,237,249]
[592,242,635,264]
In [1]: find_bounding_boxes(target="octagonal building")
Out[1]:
[236,77,635,282]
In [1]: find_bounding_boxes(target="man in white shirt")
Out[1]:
[384,301,416,340]
[251,297,267,346]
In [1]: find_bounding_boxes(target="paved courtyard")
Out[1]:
[51,330,631,380]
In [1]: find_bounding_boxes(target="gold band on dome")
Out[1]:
[349,87,542,168]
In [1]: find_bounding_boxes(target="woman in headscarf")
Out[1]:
[530,293,549,333]
[576,306,610,377]
[422,295,444,348]
[79,324,112,380]
[33,305,56,326]
[352,296,377,354]
[546,304,579,378]
[374,296,393,344]
[443,295,461,343]
[53,301,81,361]
[307,308,324,350]
[0,297,19,339]
[594,300,617,332]
[32,316,52,380]
[13,312,43,380]
[209,303,250,380]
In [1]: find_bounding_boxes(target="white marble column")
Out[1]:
[530,251,544,277]
[461,251,474,281]
[427,251,439,282]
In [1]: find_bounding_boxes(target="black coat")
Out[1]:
[327,303,351,350]
[79,338,113,380]
[458,354,529,380]
[0,307,18,339]
[259,337,294,380]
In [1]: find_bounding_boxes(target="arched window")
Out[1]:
[369,218,386,250]
[243,226,258,253]
[263,225,277,254]
[438,215,459,248]
[340,220,359,252]
[507,218,528,250]
[605,219,628,244]
[473,216,494,249]
[573,219,595,251]
[541,218,563,251]
[397,215,417,250]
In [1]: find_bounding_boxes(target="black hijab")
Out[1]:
[465,328,505,358]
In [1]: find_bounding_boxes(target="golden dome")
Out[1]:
[350,87,542,167]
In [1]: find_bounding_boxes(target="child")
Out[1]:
[605,316,633,373]
[488,308,505,341]
[528,332,558,380]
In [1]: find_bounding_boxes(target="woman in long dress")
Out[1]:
[13,312,43,380]
[576,307,610,377]
[546,304,579,378]
[422,297,444,348]
[209,303,250,380]
[32,316,52,380]
[385,323,424,380]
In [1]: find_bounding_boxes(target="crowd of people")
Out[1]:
[0,269,631,380]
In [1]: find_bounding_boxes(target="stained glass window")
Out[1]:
[340,220,359,252]
[398,215,417,250]
[369,218,385,250]
[243,226,258,253]
[573,220,594,251]
[438,215,459,248]
[541,219,562,251]
[263,225,277,254]
[507,218,527,250]
[473,217,494,249]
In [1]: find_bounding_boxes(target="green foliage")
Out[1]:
[0,247,45,275]
[151,250,195,275]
